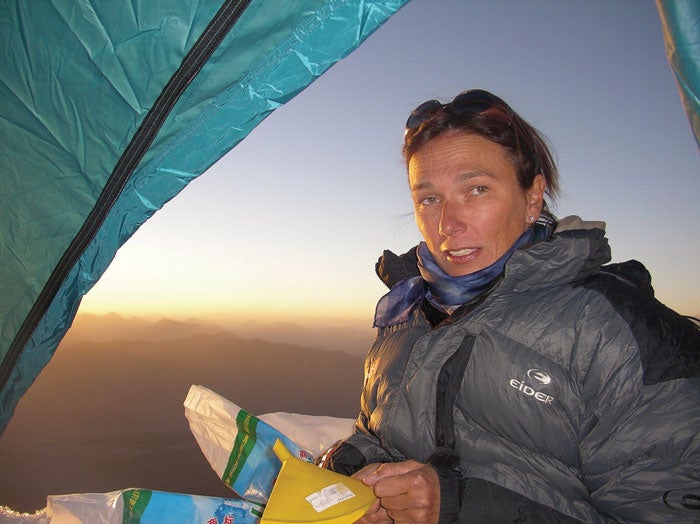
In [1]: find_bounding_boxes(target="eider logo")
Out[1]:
[527,368,551,385]
[509,368,554,404]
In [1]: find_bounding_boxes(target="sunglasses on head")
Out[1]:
[405,89,512,131]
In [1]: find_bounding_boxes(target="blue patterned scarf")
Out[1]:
[374,228,533,327]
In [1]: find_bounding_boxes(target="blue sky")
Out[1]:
[80,0,700,322]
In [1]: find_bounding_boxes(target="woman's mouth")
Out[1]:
[445,247,480,263]
[447,247,477,257]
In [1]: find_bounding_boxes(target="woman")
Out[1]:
[319,90,700,523]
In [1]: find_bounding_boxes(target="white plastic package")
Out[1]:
[183,385,355,504]
[46,488,261,524]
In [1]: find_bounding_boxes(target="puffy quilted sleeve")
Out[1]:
[578,270,700,522]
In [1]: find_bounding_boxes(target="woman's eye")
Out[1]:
[419,196,440,206]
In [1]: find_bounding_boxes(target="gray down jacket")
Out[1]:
[323,221,700,523]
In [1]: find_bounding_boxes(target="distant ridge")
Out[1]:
[66,313,216,343]
[68,313,374,355]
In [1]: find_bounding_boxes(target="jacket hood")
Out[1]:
[503,228,611,294]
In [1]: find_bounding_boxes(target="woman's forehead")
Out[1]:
[409,133,514,174]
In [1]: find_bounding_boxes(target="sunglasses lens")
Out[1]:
[405,90,508,132]
[406,99,441,129]
[451,90,496,113]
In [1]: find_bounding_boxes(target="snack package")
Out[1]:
[46,488,262,524]
[184,385,313,504]
[260,440,375,524]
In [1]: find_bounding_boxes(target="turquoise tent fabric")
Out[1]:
[0,0,409,434]
[657,0,700,147]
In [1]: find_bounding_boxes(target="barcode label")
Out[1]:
[305,482,356,512]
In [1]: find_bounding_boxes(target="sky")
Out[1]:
[79,0,700,324]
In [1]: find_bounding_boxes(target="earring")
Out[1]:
[528,216,536,223]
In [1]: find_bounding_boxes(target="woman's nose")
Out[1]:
[438,200,467,237]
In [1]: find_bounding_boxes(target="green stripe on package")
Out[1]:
[122,489,152,524]
[223,410,260,485]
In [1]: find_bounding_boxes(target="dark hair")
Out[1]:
[402,90,559,200]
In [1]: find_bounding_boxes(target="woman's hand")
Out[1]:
[352,461,441,524]
[352,464,392,523]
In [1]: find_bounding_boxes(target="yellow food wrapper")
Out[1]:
[261,440,376,524]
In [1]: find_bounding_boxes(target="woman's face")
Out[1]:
[408,132,545,277]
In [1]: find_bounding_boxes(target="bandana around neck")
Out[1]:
[419,228,531,309]
[374,228,533,327]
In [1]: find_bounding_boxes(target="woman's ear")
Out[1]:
[526,174,546,220]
